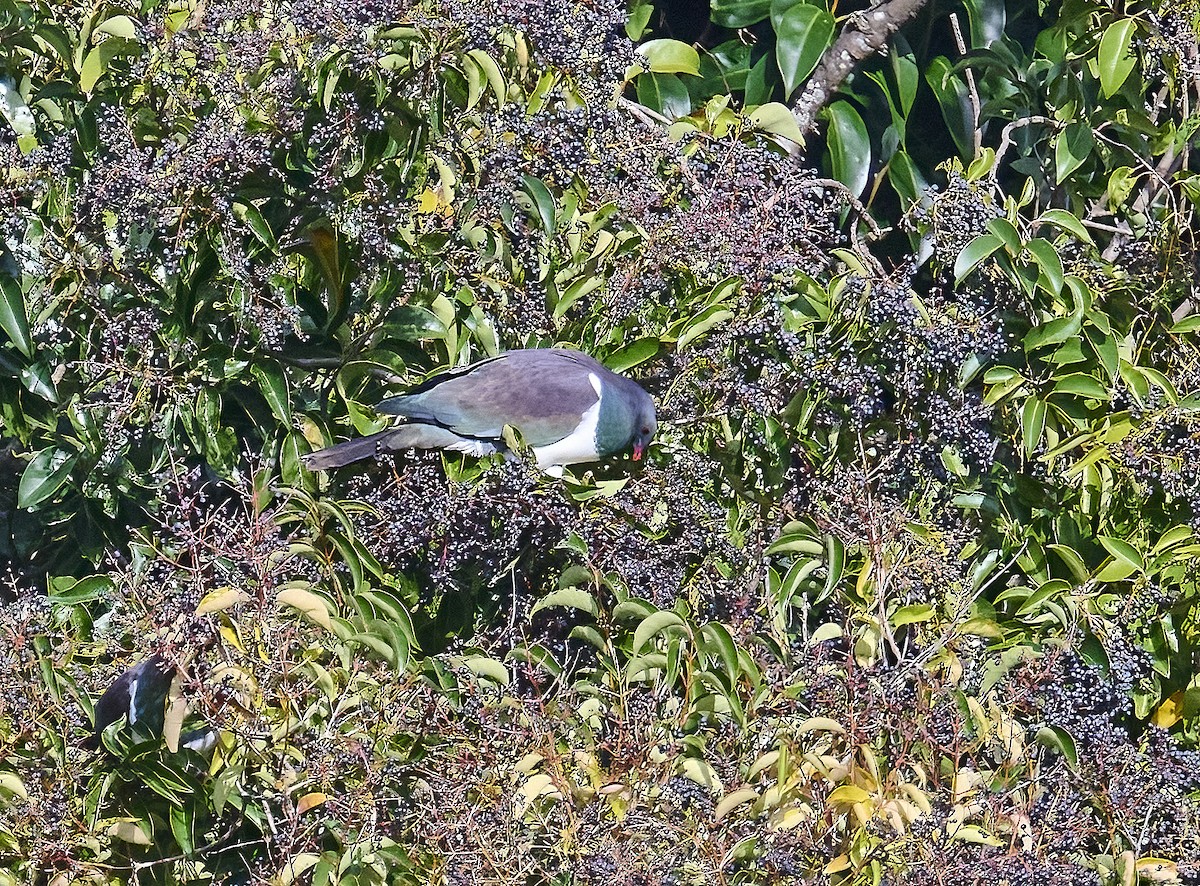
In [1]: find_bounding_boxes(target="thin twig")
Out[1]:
[949,13,982,155]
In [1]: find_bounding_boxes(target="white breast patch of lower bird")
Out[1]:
[532,372,603,472]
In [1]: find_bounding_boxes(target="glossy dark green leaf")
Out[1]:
[1054,123,1095,183]
[521,174,557,236]
[169,804,194,855]
[1021,398,1047,457]
[1036,208,1094,244]
[18,448,77,509]
[695,40,752,96]
[234,201,278,252]
[1024,314,1081,351]
[635,71,692,119]
[20,362,57,403]
[925,56,973,158]
[773,3,834,99]
[251,363,291,424]
[1098,18,1138,98]
[886,151,928,208]
[891,42,919,117]
[824,101,870,197]
[1025,238,1064,295]
[744,53,777,107]
[985,217,1021,254]
[711,0,772,28]
[0,274,32,357]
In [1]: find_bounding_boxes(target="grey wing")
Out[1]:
[377,351,600,446]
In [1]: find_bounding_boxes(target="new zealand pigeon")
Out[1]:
[303,348,657,476]
[86,654,216,753]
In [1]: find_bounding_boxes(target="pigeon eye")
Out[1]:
[641,426,649,434]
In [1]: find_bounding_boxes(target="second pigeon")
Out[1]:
[302,348,657,475]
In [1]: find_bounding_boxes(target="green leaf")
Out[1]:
[466,49,507,106]
[925,56,972,158]
[1098,535,1143,572]
[677,306,734,350]
[636,72,692,119]
[632,610,687,656]
[1169,314,1200,334]
[94,14,139,40]
[1095,558,1138,583]
[1036,726,1078,768]
[18,448,77,509]
[1021,398,1046,457]
[1052,373,1108,400]
[891,44,919,116]
[627,1,654,39]
[746,102,804,146]
[234,201,278,252]
[1097,19,1138,98]
[1025,238,1064,295]
[531,587,600,618]
[521,174,557,236]
[985,217,1021,254]
[823,534,845,597]
[605,337,659,372]
[553,275,604,319]
[824,101,870,197]
[1024,314,1081,351]
[636,39,700,75]
[1139,366,1179,403]
[953,233,1003,283]
[892,603,935,626]
[0,274,32,357]
[251,364,291,424]
[79,48,107,93]
[773,4,834,99]
[1036,207,1094,244]
[887,150,928,208]
[464,656,509,684]
[169,804,193,855]
[1047,543,1089,583]
[1054,123,1095,183]
[711,0,772,28]
[48,575,114,604]
[744,54,777,107]
[962,0,1006,48]
[1014,579,1070,616]
[699,622,740,681]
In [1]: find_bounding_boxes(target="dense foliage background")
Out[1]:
[1,0,1199,882]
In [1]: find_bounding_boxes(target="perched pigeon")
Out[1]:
[303,348,657,476]
[86,654,215,753]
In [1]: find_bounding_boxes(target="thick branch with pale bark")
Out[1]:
[789,0,930,146]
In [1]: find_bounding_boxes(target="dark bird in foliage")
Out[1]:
[302,348,657,476]
[86,653,215,753]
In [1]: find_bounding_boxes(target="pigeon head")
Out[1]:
[629,390,657,462]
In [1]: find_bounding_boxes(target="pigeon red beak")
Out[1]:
[633,441,645,461]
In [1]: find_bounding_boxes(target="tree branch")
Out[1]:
[788,0,930,147]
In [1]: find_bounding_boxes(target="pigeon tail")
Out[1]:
[303,424,504,470]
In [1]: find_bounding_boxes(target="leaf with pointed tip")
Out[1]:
[773,4,834,98]
[1098,19,1138,97]
[18,448,76,509]
[824,101,870,197]
[0,274,32,357]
